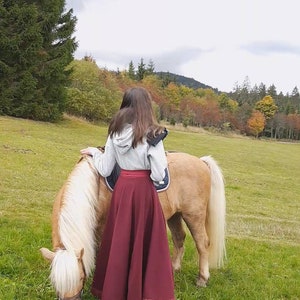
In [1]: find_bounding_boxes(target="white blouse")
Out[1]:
[91,124,167,182]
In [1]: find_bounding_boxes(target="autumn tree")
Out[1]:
[65,60,121,122]
[270,113,287,139]
[163,82,185,123]
[200,100,221,127]
[179,94,201,127]
[255,95,278,121]
[218,93,238,125]
[247,110,266,138]
[286,114,300,140]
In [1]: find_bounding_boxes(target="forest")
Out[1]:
[64,56,300,140]
[1,1,300,140]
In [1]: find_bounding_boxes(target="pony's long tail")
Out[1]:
[201,155,226,269]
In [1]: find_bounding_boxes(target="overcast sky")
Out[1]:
[65,0,300,94]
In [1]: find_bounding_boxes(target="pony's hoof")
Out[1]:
[172,262,181,272]
[196,277,208,287]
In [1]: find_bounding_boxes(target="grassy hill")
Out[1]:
[0,116,299,299]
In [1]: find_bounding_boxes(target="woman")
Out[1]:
[80,87,175,300]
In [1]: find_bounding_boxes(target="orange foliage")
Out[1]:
[200,100,222,127]
[247,110,266,137]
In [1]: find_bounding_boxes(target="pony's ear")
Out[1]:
[75,248,84,260]
[40,247,55,261]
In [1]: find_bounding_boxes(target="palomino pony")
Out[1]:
[40,152,226,299]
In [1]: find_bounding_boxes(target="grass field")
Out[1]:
[0,115,299,299]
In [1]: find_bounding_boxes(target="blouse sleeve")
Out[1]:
[92,136,116,177]
[147,140,167,182]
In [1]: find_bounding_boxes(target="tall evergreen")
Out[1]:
[146,59,155,76]
[0,0,77,121]
[136,58,146,81]
[128,60,135,80]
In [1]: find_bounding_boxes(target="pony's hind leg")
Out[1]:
[183,214,210,287]
[167,213,186,271]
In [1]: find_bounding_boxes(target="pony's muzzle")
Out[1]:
[59,289,83,300]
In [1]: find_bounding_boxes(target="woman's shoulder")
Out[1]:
[147,127,168,146]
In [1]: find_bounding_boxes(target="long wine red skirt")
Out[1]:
[91,170,175,300]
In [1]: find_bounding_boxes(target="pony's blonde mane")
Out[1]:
[51,249,81,297]
[51,156,99,293]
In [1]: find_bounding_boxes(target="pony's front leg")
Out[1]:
[167,213,186,271]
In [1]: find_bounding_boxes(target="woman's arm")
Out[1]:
[148,140,167,182]
[80,137,116,177]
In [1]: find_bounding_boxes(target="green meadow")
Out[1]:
[0,116,299,299]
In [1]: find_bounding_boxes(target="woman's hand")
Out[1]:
[80,147,100,156]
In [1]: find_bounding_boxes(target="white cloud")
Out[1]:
[66,0,300,94]
[241,41,300,56]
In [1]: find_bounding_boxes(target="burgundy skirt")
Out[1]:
[91,170,175,300]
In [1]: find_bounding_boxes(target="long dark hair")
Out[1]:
[108,87,164,147]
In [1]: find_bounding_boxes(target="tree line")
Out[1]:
[65,57,300,141]
[1,1,300,140]
[228,77,300,139]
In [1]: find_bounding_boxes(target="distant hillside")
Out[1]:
[155,72,219,92]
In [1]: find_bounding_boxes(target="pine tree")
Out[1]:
[136,58,146,81]
[128,60,135,80]
[0,2,42,116]
[0,0,77,121]
[146,59,155,75]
